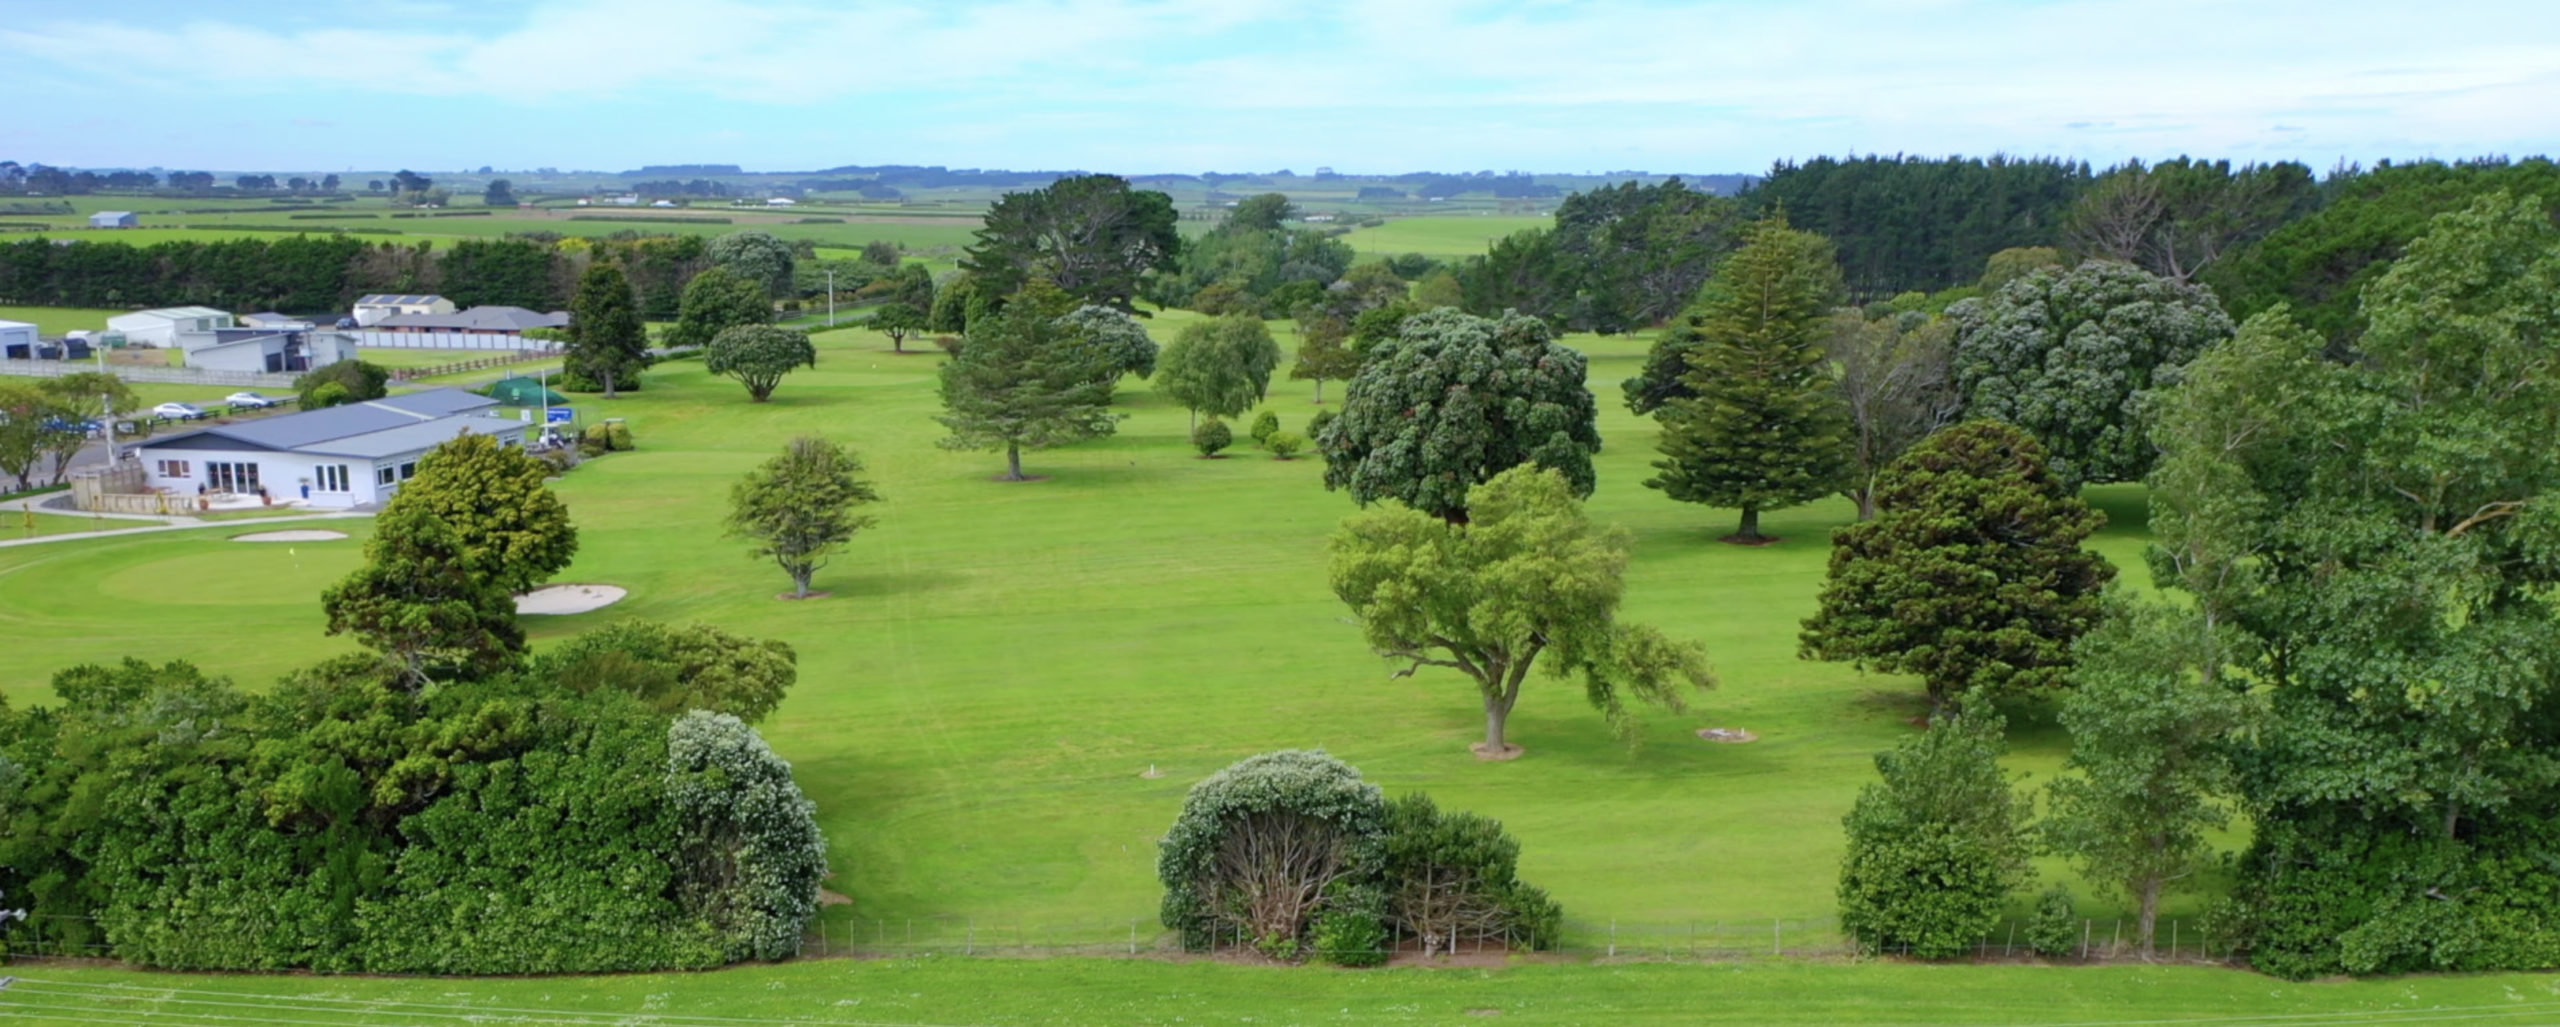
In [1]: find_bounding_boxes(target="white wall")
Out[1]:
[343,329,546,351]
[140,447,386,510]
[0,322,35,354]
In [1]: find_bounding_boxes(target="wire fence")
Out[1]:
[2,911,2240,970]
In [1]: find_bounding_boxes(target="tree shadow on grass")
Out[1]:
[820,567,965,601]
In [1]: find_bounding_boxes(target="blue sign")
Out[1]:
[545,407,574,424]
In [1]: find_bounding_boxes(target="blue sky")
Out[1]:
[2,0,2554,174]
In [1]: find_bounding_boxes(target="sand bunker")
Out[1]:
[515,583,628,616]
[233,529,350,542]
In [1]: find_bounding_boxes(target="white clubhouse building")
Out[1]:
[132,389,527,509]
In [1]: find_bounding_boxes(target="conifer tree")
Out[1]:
[1642,215,1852,542]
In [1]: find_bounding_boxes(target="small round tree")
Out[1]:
[388,432,578,595]
[1192,417,1233,458]
[665,266,774,350]
[1798,420,2112,712]
[727,436,881,598]
[705,325,817,402]
[1158,750,1386,953]
[1249,410,1281,447]
[1322,309,1600,524]
[870,301,927,353]
[1837,712,2031,959]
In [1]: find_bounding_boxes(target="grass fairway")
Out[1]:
[0,305,123,334]
[8,959,2560,1026]
[1340,214,1552,257]
[0,321,2172,947]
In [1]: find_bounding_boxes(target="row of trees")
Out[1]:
[0,432,828,972]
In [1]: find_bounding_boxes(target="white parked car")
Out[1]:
[225,391,280,409]
[152,402,208,421]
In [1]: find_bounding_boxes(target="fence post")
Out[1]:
[2111,919,2121,957]
[2171,919,2178,959]
[819,919,828,958]
[2081,919,2092,960]
[966,918,974,956]
[1607,918,1616,958]
[1130,919,1137,955]
[1773,917,1781,956]
[2005,922,2016,957]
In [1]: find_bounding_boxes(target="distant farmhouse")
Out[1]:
[131,388,527,508]
[174,325,357,374]
[352,294,455,327]
[89,210,138,228]
[240,312,314,329]
[107,306,233,348]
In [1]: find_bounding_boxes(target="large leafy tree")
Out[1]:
[1799,420,2113,712]
[1154,314,1279,427]
[1947,259,2233,486]
[1454,229,1570,322]
[726,436,881,598]
[2152,195,2560,976]
[1824,308,1960,519]
[566,262,649,397]
[870,301,927,353]
[934,302,1123,481]
[1289,312,1361,403]
[705,325,817,402]
[664,266,773,349]
[2064,158,2316,284]
[1052,303,1160,384]
[1548,177,1745,332]
[1642,215,1853,542]
[960,174,1179,312]
[384,432,578,595]
[705,230,796,297]
[2041,597,2250,957]
[1837,712,2032,959]
[321,504,525,687]
[1328,466,1713,756]
[1319,308,1599,523]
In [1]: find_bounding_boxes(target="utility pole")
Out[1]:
[94,339,117,463]
[827,268,837,328]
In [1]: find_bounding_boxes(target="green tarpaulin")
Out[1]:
[485,377,570,407]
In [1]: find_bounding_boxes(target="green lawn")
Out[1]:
[9,959,2560,1027]
[1,511,127,539]
[0,319,2174,950]
[0,305,122,335]
[1339,214,1551,258]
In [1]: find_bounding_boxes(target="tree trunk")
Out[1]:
[1313,379,1324,404]
[892,333,905,354]
[602,370,619,399]
[1483,691,1515,752]
[1852,487,1877,521]
[1005,442,1024,481]
[2136,875,2162,956]
[1734,504,1761,541]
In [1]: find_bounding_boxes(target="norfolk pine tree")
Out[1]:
[935,303,1123,480]
[1644,215,1853,542]
[728,436,881,598]
[1799,421,2112,712]
[1328,466,1712,756]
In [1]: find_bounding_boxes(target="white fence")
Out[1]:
[342,329,543,351]
[0,358,296,387]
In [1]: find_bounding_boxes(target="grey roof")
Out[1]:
[356,294,446,305]
[92,210,135,218]
[242,311,297,322]
[374,306,569,332]
[300,415,527,459]
[143,388,497,453]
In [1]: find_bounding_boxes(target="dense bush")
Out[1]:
[1377,793,1561,954]
[293,359,390,408]
[536,620,798,723]
[1837,714,2031,959]
[2026,887,2080,959]
[0,651,826,974]
[1248,410,1280,447]
[1191,418,1232,458]
[1266,431,1305,460]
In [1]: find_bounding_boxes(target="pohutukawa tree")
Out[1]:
[870,301,927,353]
[1798,420,2112,713]
[1328,465,1713,757]
[1157,749,1387,952]
[1320,308,1600,524]
[664,266,774,349]
[705,325,818,402]
[727,436,881,598]
[385,432,578,595]
[1946,259,2233,486]
[1641,215,1853,543]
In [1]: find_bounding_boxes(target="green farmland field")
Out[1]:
[1340,214,1550,257]
[0,305,123,335]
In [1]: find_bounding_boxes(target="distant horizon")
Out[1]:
[4,0,2550,173]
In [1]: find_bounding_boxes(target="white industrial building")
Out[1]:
[0,319,37,359]
[106,306,234,348]
[132,389,528,508]
[174,326,359,374]
[352,294,456,326]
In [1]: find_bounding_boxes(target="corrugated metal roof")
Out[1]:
[374,306,569,332]
[355,294,447,305]
[143,388,496,452]
[299,415,529,459]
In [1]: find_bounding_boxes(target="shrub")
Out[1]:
[294,360,387,407]
[537,447,580,474]
[1193,418,1233,458]
[1377,793,1562,954]
[538,621,799,724]
[663,711,829,962]
[1267,431,1305,460]
[2026,887,2080,958]
[1837,713,2031,959]
[1308,406,1337,441]
[1249,410,1281,446]
[1310,890,1390,967]
[1157,750,1386,953]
